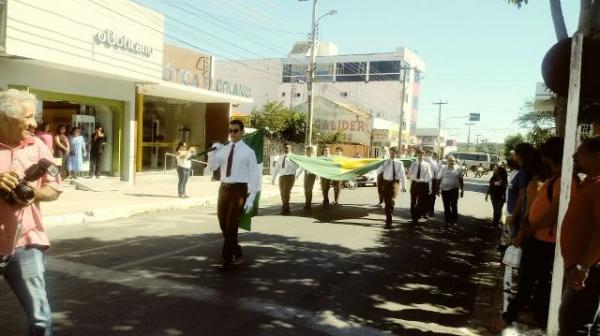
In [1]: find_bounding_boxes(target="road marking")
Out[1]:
[47,257,393,336]
[110,238,224,270]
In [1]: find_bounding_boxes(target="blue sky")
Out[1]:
[135,0,580,143]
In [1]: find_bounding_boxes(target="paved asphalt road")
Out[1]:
[0,177,503,336]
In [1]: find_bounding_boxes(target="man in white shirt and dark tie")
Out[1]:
[320,147,333,205]
[207,120,259,271]
[271,143,299,215]
[424,151,441,217]
[376,146,407,228]
[408,149,433,225]
[298,145,317,210]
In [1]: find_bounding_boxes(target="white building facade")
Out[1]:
[215,42,425,146]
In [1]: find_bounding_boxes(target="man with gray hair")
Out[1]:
[0,89,62,335]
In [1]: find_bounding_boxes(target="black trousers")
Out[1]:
[560,266,600,335]
[410,181,428,222]
[490,194,505,224]
[441,188,459,224]
[428,178,439,215]
[502,237,555,326]
[89,153,102,177]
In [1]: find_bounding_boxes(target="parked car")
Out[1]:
[356,170,377,187]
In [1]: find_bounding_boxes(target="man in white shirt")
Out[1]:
[408,149,433,224]
[377,146,391,207]
[207,120,259,271]
[376,146,407,228]
[331,147,344,204]
[424,151,441,217]
[271,143,299,215]
[437,155,464,226]
[299,145,317,210]
[320,147,333,205]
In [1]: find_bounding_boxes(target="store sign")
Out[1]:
[95,29,153,58]
[163,64,202,87]
[215,79,252,98]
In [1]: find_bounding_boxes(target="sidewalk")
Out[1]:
[42,172,298,227]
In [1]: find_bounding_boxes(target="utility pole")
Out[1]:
[398,67,414,149]
[433,100,448,157]
[465,122,474,152]
[305,0,318,146]
[475,134,482,146]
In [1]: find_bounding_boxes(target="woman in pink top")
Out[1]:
[35,122,54,150]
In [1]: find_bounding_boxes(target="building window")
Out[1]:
[315,63,335,82]
[414,70,422,83]
[412,96,419,110]
[369,60,401,81]
[335,62,367,82]
[282,64,307,83]
[340,92,348,97]
[281,92,286,97]
[295,93,301,97]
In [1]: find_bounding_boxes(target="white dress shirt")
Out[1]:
[272,154,299,180]
[408,160,433,192]
[425,157,440,179]
[438,165,463,191]
[376,159,407,190]
[207,140,259,199]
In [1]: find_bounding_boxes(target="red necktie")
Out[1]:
[226,144,235,177]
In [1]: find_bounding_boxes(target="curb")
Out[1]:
[44,189,283,228]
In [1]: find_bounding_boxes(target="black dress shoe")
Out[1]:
[220,262,233,271]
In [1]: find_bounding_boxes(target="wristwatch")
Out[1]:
[575,264,590,273]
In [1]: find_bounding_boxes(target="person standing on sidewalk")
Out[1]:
[559,136,600,334]
[299,145,317,210]
[376,146,407,228]
[89,126,106,179]
[67,127,86,179]
[207,120,258,271]
[53,124,70,178]
[35,123,54,150]
[485,165,508,226]
[0,89,63,336]
[175,142,195,198]
[489,137,567,333]
[408,149,433,224]
[320,147,333,205]
[437,155,464,227]
[271,143,298,215]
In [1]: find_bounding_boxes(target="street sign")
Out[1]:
[469,113,480,122]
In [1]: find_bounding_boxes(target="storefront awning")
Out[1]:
[137,81,252,104]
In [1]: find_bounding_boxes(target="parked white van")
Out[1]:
[448,152,493,170]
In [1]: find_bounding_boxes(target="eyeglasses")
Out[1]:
[229,128,240,134]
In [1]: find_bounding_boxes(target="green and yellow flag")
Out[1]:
[289,153,385,181]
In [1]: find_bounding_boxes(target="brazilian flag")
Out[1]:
[289,153,385,181]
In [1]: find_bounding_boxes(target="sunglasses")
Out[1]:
[229,128,241,134]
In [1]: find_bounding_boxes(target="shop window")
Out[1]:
[282,63,307,83]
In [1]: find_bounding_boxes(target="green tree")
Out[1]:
[319,131,344,144]
[516,98,555,146]
[504,133,525,158]
[250,101,307,143]
[509,0,600,136]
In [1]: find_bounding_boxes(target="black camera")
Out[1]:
[0,158,59,206]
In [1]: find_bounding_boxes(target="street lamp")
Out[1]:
[300,0,337,146]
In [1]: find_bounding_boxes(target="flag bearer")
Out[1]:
[207,120,259,271]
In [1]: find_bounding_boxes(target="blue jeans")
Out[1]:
[559,266,600,335]
[0,246,52,336]
[177,166,190,196]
